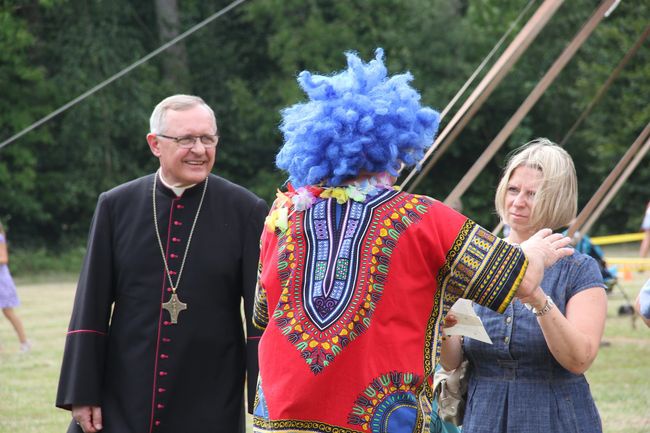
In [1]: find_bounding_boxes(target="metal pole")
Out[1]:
[571,123,650,237]
[443,0,619,208]
[401,0,565,191]
[560,25,650,146]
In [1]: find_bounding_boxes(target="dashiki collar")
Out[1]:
[265,173,398,233]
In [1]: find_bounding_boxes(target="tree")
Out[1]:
[155,0,190,86]
[0,0,648,253]
[0,2,53,246]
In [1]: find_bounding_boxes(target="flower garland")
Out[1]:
[265,173,398,233]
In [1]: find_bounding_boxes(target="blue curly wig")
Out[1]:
[276,48,440,188]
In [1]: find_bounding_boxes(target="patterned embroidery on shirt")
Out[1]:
[442,222,527,313]
[253,418,363,433]
[253,251,269,330]
[273,191,433,374]
[253,379,270,420]
[348,371,424,433]
[424,220,527,378]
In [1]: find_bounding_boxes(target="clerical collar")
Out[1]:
[156,169,196,197]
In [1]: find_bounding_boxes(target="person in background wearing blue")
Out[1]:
[430,414,461,433]
[0,220,31,352]
[635,279,650,328]
[439,139,608,433]
[566,225,615,286]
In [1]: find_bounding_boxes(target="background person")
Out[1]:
[56,95,268,433]
[0,220,31,353]
[440,139,607,433]
[566,224,615,286]
[640,201,650,258]
[250,49,573,433]
[635,279,650,328]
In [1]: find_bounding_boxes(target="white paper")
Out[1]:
[444,298,493,344]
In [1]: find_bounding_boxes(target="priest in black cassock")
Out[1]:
[56,94,269,433]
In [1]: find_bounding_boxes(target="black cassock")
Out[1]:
[56,173,268,433]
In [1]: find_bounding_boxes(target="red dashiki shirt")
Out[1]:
[253,187,527,433]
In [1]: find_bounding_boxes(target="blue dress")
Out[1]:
[0,234,19,309]
[462,251,605,433]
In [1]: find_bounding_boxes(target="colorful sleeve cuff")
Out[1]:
[438,220,528,313]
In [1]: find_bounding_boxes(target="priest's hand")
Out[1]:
[72,405,103,432]
[517,228,573,298]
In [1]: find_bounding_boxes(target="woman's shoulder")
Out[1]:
[552,249,598,270]
[544,250,605,295]
[547,250,603,281]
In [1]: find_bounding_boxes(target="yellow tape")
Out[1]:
[605,257,650,265]
[590,232,645,245]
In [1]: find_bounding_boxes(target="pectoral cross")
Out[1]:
[162,292,188,324]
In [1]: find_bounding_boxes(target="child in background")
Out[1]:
[0,220,31,352]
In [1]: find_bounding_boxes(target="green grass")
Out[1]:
[0,280,256,433]
[587,281,650,433]
[1,274,649,432]
[0,282,74,432]
[9,246,85,281]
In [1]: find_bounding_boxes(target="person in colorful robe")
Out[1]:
[440,139,608,432]
[56,95,268,433]
[251,49,573,433]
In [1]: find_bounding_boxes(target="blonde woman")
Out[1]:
[0,220,30,352]
[440,139,607,433]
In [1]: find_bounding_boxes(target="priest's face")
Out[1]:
[147,105,217,186]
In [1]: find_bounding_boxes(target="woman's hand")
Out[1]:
[439,312,463,371]
[443,313,458,329]
[518,229,573,299]
[516,286,547,310]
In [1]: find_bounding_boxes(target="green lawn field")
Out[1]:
[1,272,649,432]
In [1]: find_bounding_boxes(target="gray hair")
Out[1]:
[149,94,217,134]
[495,138,578,232]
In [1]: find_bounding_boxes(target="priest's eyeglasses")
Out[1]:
[157,134,219,148]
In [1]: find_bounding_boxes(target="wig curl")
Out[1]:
[276,48,440,187]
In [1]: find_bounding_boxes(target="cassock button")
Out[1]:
[160,354,169,359]
[158,387,166,393]
[170,253,178,259]
[163,321,171,326]
[157,404,165,409]
[159,371,168,376]
[176,204,184,209]
[155,420,161,426]
[169,270,177,275]
[167,287,172,292]
[174,221,182,226]
[162,337,171,343]
[172,237,180,242]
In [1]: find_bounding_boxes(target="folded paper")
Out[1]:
[444,298,493,344]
